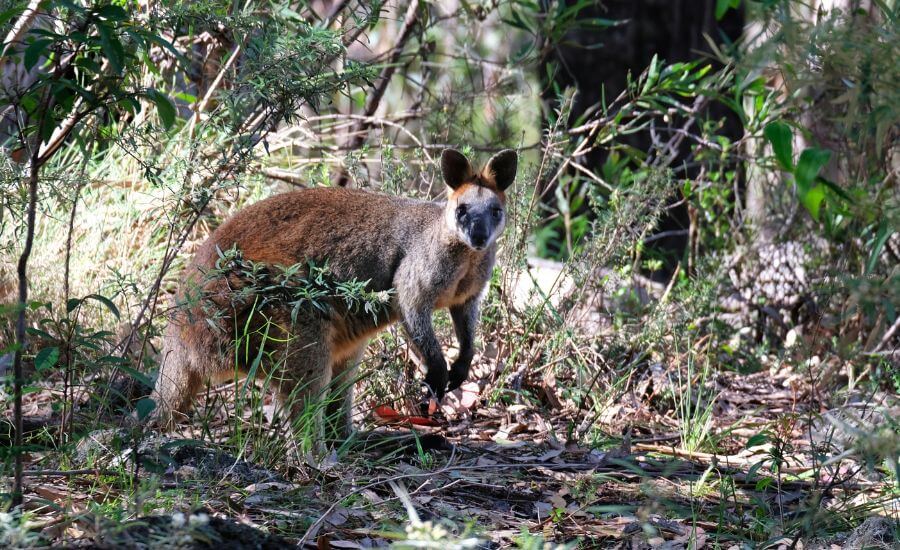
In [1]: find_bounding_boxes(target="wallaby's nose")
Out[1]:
[470,219,489,249]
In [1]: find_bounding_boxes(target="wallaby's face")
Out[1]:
[441,149,518,251]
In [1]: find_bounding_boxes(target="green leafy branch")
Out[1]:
[201,245,394,328]
[763,121,852,232]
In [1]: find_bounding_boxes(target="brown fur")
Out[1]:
[152,149,518,437]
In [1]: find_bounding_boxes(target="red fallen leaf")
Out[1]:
[372,404,440,427]
[405,415,441,427]
[373,404,401,420]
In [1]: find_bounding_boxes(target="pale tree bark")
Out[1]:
[744,0,878,243]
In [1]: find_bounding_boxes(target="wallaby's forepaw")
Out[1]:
[422,368,448,403]
[446,358,470,393]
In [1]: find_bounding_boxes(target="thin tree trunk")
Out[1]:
[336,0,420,186]
[12,157,39,507]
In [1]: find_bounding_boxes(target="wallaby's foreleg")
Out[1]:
[400,302,448,400]
[448,296,480,392]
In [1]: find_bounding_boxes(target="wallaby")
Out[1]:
[151,149,518,436]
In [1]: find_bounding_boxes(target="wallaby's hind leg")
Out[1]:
[328,344,366,439]
[152,321,205,427]
[260,315,333,448]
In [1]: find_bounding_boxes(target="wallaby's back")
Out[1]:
[192,187,441,288]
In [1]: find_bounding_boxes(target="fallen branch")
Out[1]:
[23,468,118,477]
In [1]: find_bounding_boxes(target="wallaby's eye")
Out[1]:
[491,207,503,220]
[456,205,468,220]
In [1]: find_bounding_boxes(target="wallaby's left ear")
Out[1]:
[484,149,518,191]
[441,149,474,190]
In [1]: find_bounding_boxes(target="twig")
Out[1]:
[259,167,308,187]
[11,105,45,507]
[187,41,244,138]
[870,315,900,353]
[0,0,42,60]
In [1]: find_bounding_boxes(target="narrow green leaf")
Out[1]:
[96,22,124,75]
[816,175,852,202]
[799,184,826,221]
[240,323,270,399]
[764,121,793,171]
[715,0,730,19]
[66,298,82,313]
[23,38,54,71]
[39,109,57,142]
[119,364,154,388]
[85,294,120,319]
[145,89,177,129]
[795,148,831,189]
[26,327,54,341]
[716,0,740,20]
[865,221,890,275]
[135,397,156,420]
[34,346,60,372]
[872,0,896,22]
[144,33,189,67]
[0,5,26,29]
[641,54,660,95]
[746,433,768,448]
[95,4,128,21]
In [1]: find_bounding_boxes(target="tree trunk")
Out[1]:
[12,157,39,507]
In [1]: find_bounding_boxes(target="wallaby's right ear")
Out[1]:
[441,149,473,190]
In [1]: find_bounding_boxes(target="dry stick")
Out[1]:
[22,468,118,477]
[231,2,371,145]
[337,0,421,186]
[496,95,576,376]
[124,103,292,366]
[324,0,352,26]
[870,315,900,353]
[120,50,245,357]
[60,178,85,445]
[299,452,628,546]
[37,97,85,163]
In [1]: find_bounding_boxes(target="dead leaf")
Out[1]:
[549,493,567,509]
[538,449,564,461]
[373,404,440,427]
[328,541,364,549]
[325,506,349,526]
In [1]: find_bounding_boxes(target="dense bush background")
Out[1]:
[1,1,897,547]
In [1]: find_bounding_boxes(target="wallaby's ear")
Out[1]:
[484,149,518,191]
[441,149,473,190]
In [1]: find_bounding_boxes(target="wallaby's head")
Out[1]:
[441,148,518,251]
